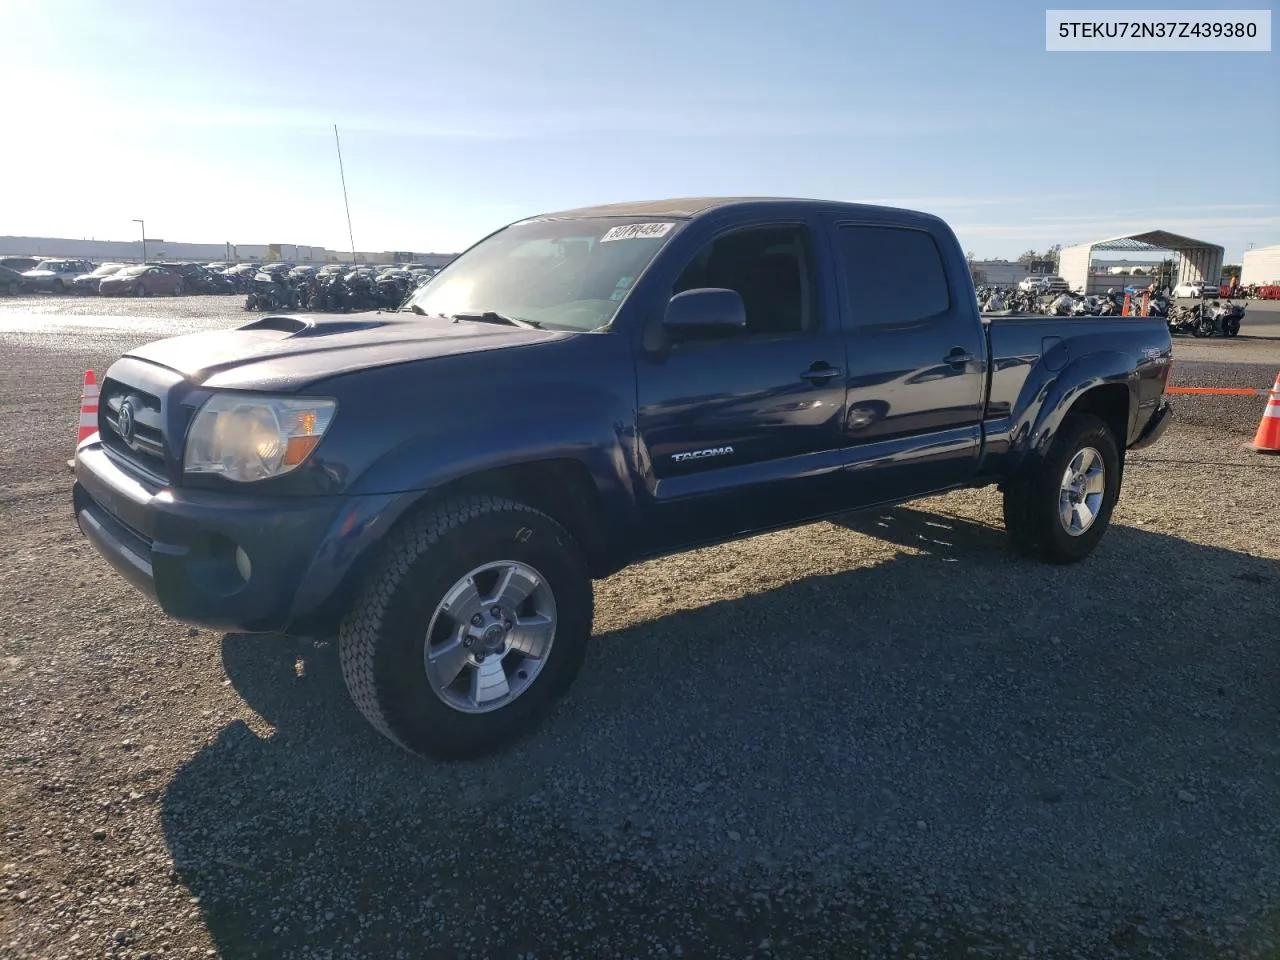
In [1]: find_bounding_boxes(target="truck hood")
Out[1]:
[123,311,573,391]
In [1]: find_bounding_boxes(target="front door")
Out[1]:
[634,223,849,554]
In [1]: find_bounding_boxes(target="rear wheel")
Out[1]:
[5,281,17,297]
[173,281,185,296]
[134,284,147,297]
[51,279,64,294]
[339,495,593,760]
[1003,413,1121,564]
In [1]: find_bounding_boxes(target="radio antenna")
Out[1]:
[334,124,357,262]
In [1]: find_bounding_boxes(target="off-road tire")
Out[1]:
[338,495,594,760]
[1002,413,1121,564]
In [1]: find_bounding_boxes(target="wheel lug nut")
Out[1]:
[462,636,473,648]
[503,620,513,631]
[490,606,502,618]
[470,614,484,627]
[475,652,486,663]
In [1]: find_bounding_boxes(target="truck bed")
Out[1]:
[979,310,1172,461]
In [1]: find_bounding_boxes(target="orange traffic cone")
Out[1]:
[1121,293,1132,316]
[77,370,98,444]
[1252,371,1280,454]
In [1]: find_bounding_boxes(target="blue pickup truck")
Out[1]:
[73,197,1174,758]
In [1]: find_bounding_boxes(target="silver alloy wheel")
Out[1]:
[1059,446,1106,536]
[423,560,557,714]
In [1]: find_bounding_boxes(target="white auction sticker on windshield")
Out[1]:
[599,222,675,242]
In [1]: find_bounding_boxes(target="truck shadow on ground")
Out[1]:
[162,508,1280,960]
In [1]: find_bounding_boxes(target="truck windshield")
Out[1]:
[402,217,681,332]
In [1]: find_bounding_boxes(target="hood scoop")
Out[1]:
[237,314,393,338]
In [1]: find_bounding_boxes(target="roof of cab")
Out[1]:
[525,196,935,222]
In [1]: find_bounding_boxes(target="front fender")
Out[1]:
[1006,349,1136,473]
[285,399,639,629]
[282,334,643,627]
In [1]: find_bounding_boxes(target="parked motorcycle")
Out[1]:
[1209,299,1245,337]
[243,268,298,312]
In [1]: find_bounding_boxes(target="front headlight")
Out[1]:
[183,393,337,482]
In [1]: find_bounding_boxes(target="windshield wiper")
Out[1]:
[450,310,540,329]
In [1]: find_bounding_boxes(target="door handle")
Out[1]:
[800,363,841,383]
[945,349,974,366]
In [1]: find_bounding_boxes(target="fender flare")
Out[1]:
[1005,350,1136,475]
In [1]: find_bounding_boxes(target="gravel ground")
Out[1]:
[3,296,1280,959]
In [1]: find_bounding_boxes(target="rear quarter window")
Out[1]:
[835,225,952,327]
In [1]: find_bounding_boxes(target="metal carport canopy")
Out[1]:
[1057,229,1224,293]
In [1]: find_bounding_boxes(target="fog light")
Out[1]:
[234,546,252,583]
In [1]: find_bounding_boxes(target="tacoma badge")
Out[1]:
[672,446,734,463]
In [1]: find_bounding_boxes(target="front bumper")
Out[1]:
[1129,397,1173,451]
[73,441,349,632]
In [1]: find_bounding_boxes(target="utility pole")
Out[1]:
[132,219,146,264]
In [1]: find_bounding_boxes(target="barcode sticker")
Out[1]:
[599,222,675,242]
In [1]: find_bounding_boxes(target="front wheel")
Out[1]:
[339,495,594,760]
[1002,413,1121,564]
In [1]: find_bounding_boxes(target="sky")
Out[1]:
[1,0,1276,261]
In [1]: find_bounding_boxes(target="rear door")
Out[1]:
[824,216,987,502]
[633,218,850,552]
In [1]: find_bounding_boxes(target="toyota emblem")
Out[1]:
[118,399,136,444]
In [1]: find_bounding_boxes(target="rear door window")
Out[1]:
[834,226,952,328]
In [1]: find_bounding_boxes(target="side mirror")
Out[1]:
[662,287,747,339]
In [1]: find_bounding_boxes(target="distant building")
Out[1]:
[1241,245,1280,286]
[968,260,1035,286]
[0,235,457,269]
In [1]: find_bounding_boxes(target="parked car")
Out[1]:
[22,258,96,293]
[0,256,41,273]
[1172,280,1219,298]
[157,261,228,293]
[72,196,1174,760]
[1019,275,1069,294]
[71,263,130,295]
[98,264,184,297]
[0,265,30,296]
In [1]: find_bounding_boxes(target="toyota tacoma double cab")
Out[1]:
[72,197,1174,759]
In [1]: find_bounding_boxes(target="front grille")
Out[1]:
[100,379,170,481]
